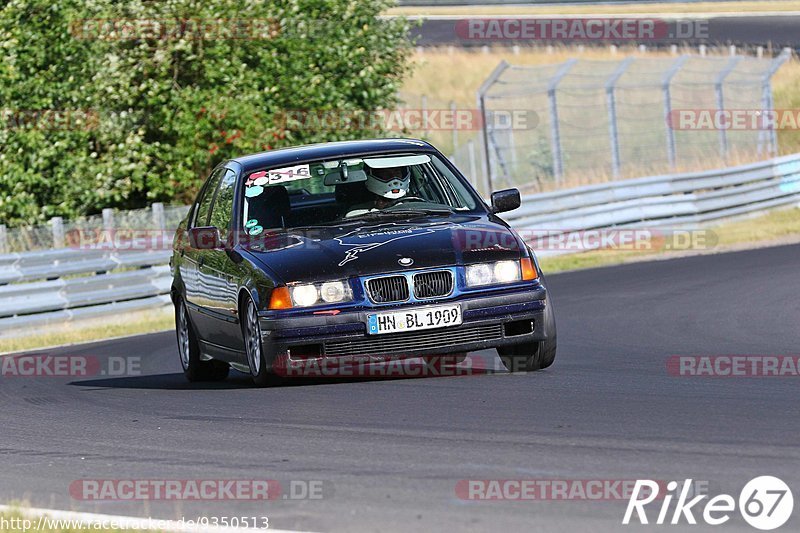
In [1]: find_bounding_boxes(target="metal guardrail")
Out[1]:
[504,152,800,253]
[1,152,799,334]
[0,248,172,334]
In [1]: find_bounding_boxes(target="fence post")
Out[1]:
[547,59,578,183]
[51,217,65,249]
[102,208,115,234]
[605,57,634,179]
[760,48,792,156]
[477,60,510,194]
[0,224,7,254]
[152,202,166,232]
[467,140,479,195]
[421,94,429,138]
[662,55,689,169]
[449,100,458,153]
[715,56,742,160]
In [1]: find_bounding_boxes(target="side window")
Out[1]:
[192,167,225,228]
[209,169,236,233]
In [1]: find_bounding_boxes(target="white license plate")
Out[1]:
[367,304,462,335]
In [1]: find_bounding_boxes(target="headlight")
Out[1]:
[494,260,520,283]
[291,284,319,307]
[320,281,348,303]
[466,263,493,287]
[466,260,522,287]
[288,280,353,307]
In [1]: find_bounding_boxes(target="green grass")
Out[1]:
[0,307,174,355]
[539,206,800,272]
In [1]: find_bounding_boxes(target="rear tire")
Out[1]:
[176,298,230,382]
[498,298,557,373]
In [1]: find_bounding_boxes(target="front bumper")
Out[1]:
[258,284,548,369]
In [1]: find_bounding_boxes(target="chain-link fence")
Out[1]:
[0,204,190,253]
[477,49,792,194]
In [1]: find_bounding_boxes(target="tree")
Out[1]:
[0,0,412,225]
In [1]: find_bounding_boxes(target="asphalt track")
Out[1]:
[1,243,799,532]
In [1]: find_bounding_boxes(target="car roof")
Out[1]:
[231,138,438,173]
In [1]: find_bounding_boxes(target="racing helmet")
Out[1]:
[365,166,410,200]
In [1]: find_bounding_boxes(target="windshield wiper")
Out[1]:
[343,205,455,222]
[385,207,454,216]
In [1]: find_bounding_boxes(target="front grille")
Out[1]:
[413,270,453,299]
[324,324,503,357]
[366,275,409,303]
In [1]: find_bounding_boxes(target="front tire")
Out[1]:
[498,298,557,373]
[242,295,281,387]
[176,298,230,382]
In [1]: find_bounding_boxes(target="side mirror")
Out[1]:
[188,226,223,250]
[490,188,521,214]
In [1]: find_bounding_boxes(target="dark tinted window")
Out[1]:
[209,169,237,232]
[192,167,225,227]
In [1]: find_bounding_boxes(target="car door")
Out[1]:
[197,167,245,352]
[183,166,226,337]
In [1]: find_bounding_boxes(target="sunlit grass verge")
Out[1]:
[0,508,161,533]
[0,306,174,355]
[539,206,800,273]
[387,1,800,16]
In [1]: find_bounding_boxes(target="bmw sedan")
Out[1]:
[171,138,556,386]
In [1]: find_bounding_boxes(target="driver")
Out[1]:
[345,166,410,217]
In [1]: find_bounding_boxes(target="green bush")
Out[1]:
[0,0,412,226]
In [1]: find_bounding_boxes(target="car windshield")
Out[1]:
[241,152,480,234]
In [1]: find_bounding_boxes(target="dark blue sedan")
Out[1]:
[171,139,556,386]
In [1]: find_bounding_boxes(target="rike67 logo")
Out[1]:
[624,476,794,530]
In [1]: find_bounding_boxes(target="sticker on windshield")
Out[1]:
[247,164,311,186]
[245,185,264,198]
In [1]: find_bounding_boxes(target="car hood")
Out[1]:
[243,214,525,283]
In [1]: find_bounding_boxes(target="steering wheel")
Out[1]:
[387,196,427,207]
